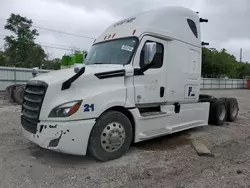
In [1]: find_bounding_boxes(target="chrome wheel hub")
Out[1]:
[101,122,126,152]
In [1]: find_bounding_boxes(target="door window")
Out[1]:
[139,41,164,69]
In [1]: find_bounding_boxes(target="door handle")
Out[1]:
[160,87,165,98]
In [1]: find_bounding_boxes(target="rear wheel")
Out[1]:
[209,99,227,126]
[226,98,239,122]
[88,111,133,162]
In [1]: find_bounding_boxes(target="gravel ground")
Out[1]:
[0,91,4,100]
[1,89,250,188]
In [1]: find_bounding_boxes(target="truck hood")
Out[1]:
[32,64,125,84]
[36,64,127,121]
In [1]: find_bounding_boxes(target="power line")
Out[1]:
[34,25,95,40]
[36,40,82,50]
[0,37,81,51]
[0,17,95,40]
[41,45,78,51]
[0,33,84,50]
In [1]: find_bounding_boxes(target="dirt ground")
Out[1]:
[1,90,250,188]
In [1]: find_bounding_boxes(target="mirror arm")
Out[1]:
[134,63,153,75]
[61,67,86,90]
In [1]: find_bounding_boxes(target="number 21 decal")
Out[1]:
[84,104,94,112]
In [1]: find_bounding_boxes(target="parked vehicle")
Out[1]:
[20,6,239,161]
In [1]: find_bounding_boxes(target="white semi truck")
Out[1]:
[21,6,239,161]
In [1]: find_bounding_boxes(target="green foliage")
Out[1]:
[202,47,250,79]
[42,58,61,70]
[235,63,250,79]
[0,13,65,70]
[3,13,47,68]
[0,50,7,66]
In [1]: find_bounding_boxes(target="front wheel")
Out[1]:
[88,111,133,162]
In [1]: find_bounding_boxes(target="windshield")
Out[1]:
[85,37,138,65]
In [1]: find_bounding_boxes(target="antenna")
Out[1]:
[240,48,243,63]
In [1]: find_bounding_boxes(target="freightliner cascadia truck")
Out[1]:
[21,6,239,161]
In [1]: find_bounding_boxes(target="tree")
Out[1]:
[0,50,7,66]
[43,58,61,70]
[3,13,47,67]
[234,63,250,79]
[70,47,82,55]
[202,47,242,78]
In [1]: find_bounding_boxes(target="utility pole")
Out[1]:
[240,48,243,63]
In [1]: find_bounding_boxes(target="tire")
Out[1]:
[4,85,16,101]
[226,98,239,122]
[88,111,133,162]
[13,86,25,105]
[9,85,18,102]
[209,99,227,126]
[219,97,228,108]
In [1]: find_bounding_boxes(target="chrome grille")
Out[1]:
[21,81,48,134]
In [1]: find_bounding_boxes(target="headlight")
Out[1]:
[48,100,82,117]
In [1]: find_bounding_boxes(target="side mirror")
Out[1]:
[144,42,157,65]
[74,64,84,73]
[136,42,157,75]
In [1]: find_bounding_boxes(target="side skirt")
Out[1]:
[129,102,210,143]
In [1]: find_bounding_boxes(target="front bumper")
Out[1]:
[21,119,96,155]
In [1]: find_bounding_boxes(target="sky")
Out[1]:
[0,0,249,62]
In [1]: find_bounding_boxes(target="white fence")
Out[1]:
[201,78,247,89]
[0,66,50,91]
[0,66,248,91]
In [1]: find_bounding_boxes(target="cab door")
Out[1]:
[133,36,167,105]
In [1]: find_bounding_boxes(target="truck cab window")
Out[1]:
[140,41,164,69]
[85,37,138,65]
